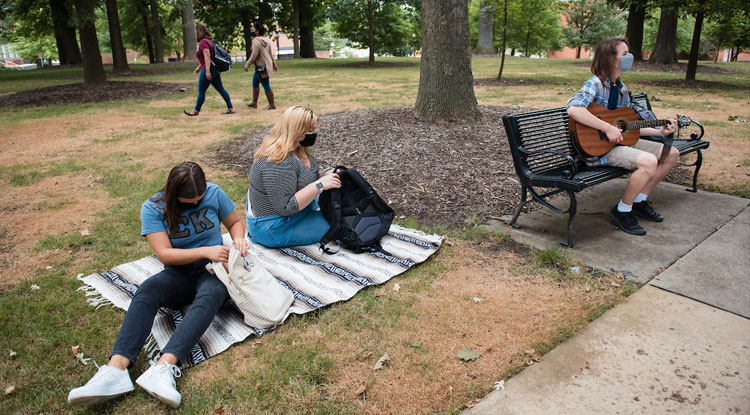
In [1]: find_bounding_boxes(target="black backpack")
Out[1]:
[319,167,395,254]
[212,41,232,72]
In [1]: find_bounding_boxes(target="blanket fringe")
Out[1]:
[76,283,115,310]
[143,334,162,366]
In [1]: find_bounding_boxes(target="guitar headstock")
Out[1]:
[677,114,692,128]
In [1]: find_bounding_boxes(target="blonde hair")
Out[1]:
[254,106,318,163]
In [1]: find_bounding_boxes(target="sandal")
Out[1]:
[221,108,235,115]
[184,109,199,116]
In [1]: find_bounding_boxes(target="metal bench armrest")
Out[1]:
[517,146,579,178]
[687,119,705,141]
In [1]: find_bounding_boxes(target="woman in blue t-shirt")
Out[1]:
[68,161,248,408]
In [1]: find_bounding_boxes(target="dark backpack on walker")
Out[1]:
[318,167,395,254]
[212,41,232,72]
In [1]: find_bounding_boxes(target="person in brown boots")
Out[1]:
[244,21,278,110]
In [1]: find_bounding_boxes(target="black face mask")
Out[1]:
[176,197,203,212]
[250,31,256,37]
[300,133,317,147]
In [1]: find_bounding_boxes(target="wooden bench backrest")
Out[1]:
[502,107,575,177]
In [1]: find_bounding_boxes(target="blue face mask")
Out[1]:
[619,53,634,72]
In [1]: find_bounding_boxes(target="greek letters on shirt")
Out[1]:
[170,208,216,239]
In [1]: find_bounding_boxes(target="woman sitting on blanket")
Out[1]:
[68,161,249,408]
[246,105,341,248]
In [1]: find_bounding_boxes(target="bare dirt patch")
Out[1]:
[474,77,544,86]
[333,61,419,68]
[216,106,521,227]
[0,81,192,108]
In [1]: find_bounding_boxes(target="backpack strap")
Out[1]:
[319,187,343,254]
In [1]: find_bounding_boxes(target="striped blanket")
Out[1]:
[78,225,442,368]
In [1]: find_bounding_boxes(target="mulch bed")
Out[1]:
[0,81,193,107]
[332,61,418,68]
[574,60,739,74]
[474,77,544,86]
[215,106,522,227]
[638,78,745,89]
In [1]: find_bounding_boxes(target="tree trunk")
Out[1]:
[149,0,164,63]
[576,46,581,58]
[414,0,478,121]
[685,7,704,81]
[625,0,646,60]
[74,0,106,84]
[140,3,155,63]
[49,0,82,64]
[181,0,197,61]
[292,0,300,58]
[105,0,130,72]
[648,4,679,64]
[300,24,316,58]
[476,0,494,54]
[240,10,253,59]
[497,0,507,79]
[510,48,515,56]
[367,0,375,63]
[525,30,530,57]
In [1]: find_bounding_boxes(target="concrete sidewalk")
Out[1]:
[469,184,750,414]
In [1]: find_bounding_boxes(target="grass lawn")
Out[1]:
[0,57,747,414]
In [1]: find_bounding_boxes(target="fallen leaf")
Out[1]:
[494,380,505,391]
[254,381,260,390]
[473,297,483,303]
[80,229,90,236]
[611,281,621,287]
[215,406,225,414]
[9,350,17,358]
[359,351,373,361]
[71,345,79,356]
[393,283,400,293]
[525,349,535,355]
[465,401,475,409]
[45,266,53,270]
[373,353,389,371]
[4,385,14,395]
[355,384,366,396]
[30,284,40,290]
[457,347,481,362]
[75,352,91,365]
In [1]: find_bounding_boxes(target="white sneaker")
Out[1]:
[68,364,134,406]
[135,362,182,408]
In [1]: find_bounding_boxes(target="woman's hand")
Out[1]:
[273,63,278,72]
[204,245,230,262]
[319,173,341,190]
[233,238,250,256]
[205,70,212,80]
[194,66,200,75]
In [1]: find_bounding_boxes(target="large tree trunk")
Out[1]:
[181,0,197,61]
[74,0,106,84]
[476,0,494,54]
[625,0,646,60]
[140,2,155,63]
[648,4,679,64]
[49,0,82,65]
[105,0,130,72]
[149,0,164,63]
[367,0,375,63]
[497,0,507,79]
[240,10,253,59]
[292,0,301,58]
[300,24,316,58]
[686,7,705,81]
[414,0,478,121]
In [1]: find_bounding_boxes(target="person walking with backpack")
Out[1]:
[244,21,278,110]
[184,23,234,116]
[246,106,340,248]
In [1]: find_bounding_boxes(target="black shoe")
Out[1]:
[609,206,647,235]
[632,200,664,222]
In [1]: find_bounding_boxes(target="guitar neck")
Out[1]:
[625,119,669,129]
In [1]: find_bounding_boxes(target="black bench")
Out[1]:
[502,93,708,248]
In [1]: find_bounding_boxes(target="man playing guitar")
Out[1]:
[567,37,678,236]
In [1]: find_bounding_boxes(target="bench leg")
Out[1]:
[687,150,703,193]
[505,185,529,229]
[560,191,577,248]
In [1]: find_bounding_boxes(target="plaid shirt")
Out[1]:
[567,75,630,109]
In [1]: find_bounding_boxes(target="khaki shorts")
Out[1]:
[605,139,663,170]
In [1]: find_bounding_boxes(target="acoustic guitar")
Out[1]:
[569,102,691,157]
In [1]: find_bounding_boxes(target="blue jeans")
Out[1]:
[247,201,330,248]
[195,66,233,112]
[252,71,272,92]
[110,259,228,367]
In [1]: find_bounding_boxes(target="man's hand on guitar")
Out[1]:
[605,125,624,143]
[660,118,677,136]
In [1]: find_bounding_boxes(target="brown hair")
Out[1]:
[590,37,629,83]
[254,106,319,163]
[196,23,212,41]
[150,162,207,233]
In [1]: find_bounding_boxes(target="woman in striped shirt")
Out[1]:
[246,106,341,247]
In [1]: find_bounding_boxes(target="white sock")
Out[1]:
[634,193,648,203]
[617,200,632,213]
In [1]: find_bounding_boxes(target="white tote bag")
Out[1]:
[212,247,294,329]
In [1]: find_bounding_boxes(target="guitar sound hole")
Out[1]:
[615,119,627,131]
